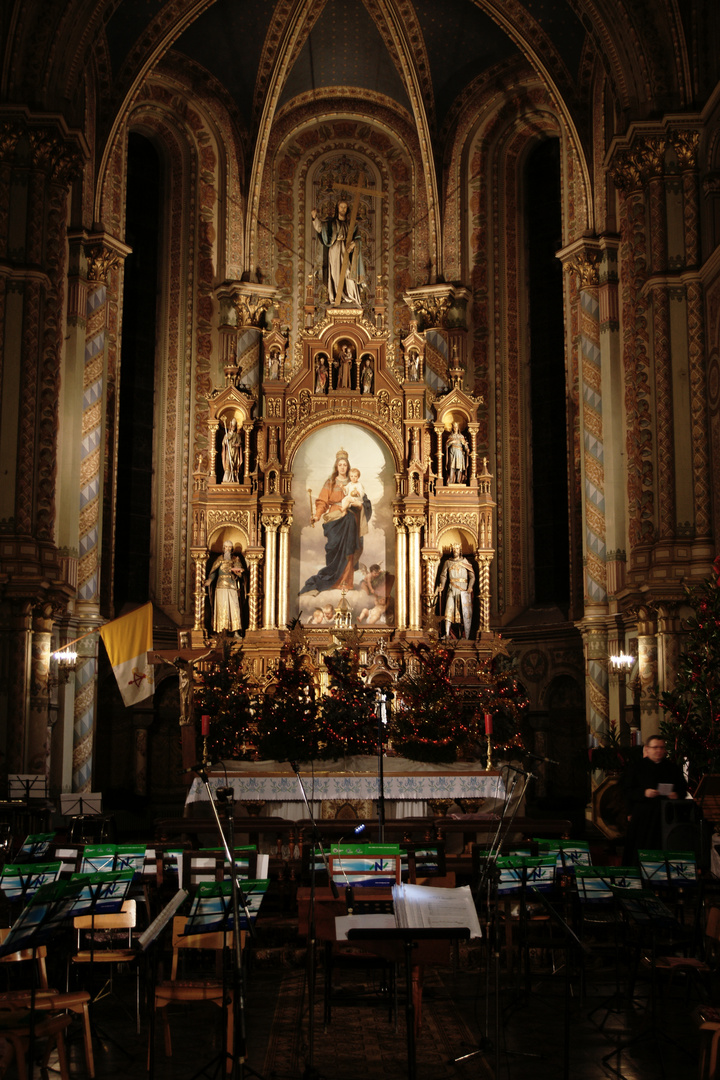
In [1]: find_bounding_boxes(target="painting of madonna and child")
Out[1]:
[292,426,396,627]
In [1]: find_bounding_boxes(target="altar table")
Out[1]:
[185,756,505,821]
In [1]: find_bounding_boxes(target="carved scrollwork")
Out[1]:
[436,512,479,532]
[410,294,452,329]
[377,389,390,421]
[286,398,298,430]
[299,389,312,419]
[206,509,250,536]
[391,398,402,427]
[27,129,85,185]
[236,295,272,328]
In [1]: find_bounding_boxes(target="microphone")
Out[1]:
[185,762,211,774]
[524,751,561,766]
[345,885,354,914]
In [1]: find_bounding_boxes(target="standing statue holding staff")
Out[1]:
[312,200,364,305]
[434,543,475,639]
[221,417,242,483]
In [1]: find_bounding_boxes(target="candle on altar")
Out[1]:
[484,712,493,735]
[201,714,210,736]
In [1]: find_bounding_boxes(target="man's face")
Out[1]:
[645,739,667,763]
[338,201,348,215]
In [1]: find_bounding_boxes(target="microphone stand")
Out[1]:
[190,765,262,1080]
[375,690,388,843]
[291,761,337,1080]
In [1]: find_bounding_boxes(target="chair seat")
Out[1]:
[156,981,227,1003]
[72,949,135,964]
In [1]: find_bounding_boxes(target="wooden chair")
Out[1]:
[0,928,93,1078]
[70,897,139,1034]
[151,915,243,1074]
[0,1008,71,1080]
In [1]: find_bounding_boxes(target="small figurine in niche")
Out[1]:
[221,417,242,483]
[360,356,374,394]
[408,350,421,381]
[266,346,281,380]
[445,420,470,484]
[315,353,329,394]
[434,543,475,639]
[337,341,354,389]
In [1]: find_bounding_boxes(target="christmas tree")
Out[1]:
[392,641,463,763]
[255,634,320,763]
[193,635,256,760]
[321,646,378,758]
[661,557,720,787]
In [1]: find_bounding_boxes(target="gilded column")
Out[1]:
[192,554,206,633]
[476,555,492,633]
[246,552,263,632]
[406,517,424,631]
[243,425,253,485]
[262,517,281,629]
[394,518,408,630]
[277,517,292,629]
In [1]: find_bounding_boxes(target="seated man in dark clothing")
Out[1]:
[623,734,688,862]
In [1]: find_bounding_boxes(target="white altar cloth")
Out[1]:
[186,756,505,808]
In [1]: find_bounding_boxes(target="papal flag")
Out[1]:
[99,603,155,707]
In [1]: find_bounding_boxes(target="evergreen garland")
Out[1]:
[392,641,463,763]
[661,557,720,787]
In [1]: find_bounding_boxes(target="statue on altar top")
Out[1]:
[312,200,364,305]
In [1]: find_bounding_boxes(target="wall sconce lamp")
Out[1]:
[609,652,634,673]
[52,649,78,684]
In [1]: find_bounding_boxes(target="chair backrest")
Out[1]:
[0,926,49,989]
[74,897,136,933]
[169,915,236,981]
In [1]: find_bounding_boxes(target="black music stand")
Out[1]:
[138,887,189,1080]
[347,925,470,1080]
[602,887,691,1079]
[291,761,337,1080]
[0,873,129,1079]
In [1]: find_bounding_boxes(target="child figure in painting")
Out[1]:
[322,604,335,623]
[340,468,366,513]
[309,607,325,625]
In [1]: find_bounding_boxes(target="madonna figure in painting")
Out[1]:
[300,448,372,594]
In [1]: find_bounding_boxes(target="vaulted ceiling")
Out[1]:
[3,0,715,177]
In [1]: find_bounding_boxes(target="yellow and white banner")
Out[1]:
[99,603,155,707]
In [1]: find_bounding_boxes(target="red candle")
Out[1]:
[484,712,493,735]
[201,714,210,736]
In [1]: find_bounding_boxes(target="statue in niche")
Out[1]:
[205,541,245,637]
[445,420,469,484]
[312,200,364,305]
[360,356,374,394]
[434,543,475,639]
[408,349,421,381]
[266,346,281,380]
[315,353,330,394]
[333,340,355,389]
[221,417,242,483]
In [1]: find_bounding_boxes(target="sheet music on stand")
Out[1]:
[59,793,102,817]
[8,774,48,801]
[335,884,482,941]
[182,880,269,936]
[394,884,482,936]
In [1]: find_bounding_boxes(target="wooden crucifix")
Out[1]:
[330,181,386,306]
